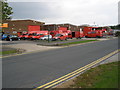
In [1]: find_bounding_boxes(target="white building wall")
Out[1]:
[118,1,120,24]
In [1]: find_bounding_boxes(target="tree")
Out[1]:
[115,31,120,37]
[110,24,120,30]
[116,24,120,29]
[1,0,13,20]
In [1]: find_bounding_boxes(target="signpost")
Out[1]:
[0,23,8,28]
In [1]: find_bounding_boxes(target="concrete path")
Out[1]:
[3,43,61,53]
[100,53,119,64]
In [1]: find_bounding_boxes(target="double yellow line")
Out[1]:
[34,49,119,90]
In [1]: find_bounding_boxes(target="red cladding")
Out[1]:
[28,25,40,32]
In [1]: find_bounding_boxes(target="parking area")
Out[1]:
[0,36,117,54]
[1,40,61,54]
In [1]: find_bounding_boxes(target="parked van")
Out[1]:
[40,35,52,40]
[52,34,67,41]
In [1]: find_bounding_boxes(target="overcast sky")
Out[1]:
[8,0,119,26]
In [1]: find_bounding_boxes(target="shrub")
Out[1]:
[115,31,120,37]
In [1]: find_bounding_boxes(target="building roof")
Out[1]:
[3,19,45,24]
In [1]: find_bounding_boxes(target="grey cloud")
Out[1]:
[9,2,62,20]
[8,0,119,25]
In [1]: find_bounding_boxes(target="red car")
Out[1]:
[53,34,68,41]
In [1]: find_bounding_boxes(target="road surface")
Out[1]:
[2,38,119,88]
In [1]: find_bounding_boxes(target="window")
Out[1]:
[92,28,96,30]
[50,32,54,34]
[91,32,96,34]
[92,27,102,30]
[13,31,17,34]
[55,34,61,37]
[39,34,44,35]
[88,32,96,34]
[23,31,27,33]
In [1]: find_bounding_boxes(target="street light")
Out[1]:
[48,28,50,43]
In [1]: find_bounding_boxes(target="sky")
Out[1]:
[7,0,120,26]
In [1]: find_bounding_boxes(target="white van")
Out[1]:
[40,35,52,40]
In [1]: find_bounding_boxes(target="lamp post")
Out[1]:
[48,28,50,43]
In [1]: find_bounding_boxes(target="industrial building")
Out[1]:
[43,23,84,31]
[2,20,45,35]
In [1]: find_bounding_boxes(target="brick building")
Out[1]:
[1,19,88,35]
[43,23,84,31]
[57,23,80,31]
[43,24,57,31]
[2,19,45,35]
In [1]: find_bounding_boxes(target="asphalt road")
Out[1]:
[2,38,119,88]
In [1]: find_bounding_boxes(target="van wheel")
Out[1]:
[96,36,101,38]
[10,39,12,41]
[58,38,60,41]
[23,38,25,40]
[65,38,67,41]
[59,39,62,41]
[5,38,7,41]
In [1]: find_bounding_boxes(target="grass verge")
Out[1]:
[0,50,17,55]
[70,61,119,88]
[59,40,98,46]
